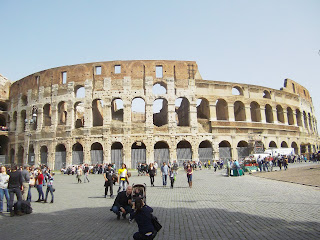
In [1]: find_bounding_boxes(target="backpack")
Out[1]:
[14,200,33,215]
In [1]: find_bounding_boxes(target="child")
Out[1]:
[169,168,175,188]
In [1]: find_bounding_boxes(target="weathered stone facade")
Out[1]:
[2,60,319,169]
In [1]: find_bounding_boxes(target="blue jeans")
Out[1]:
[162,175,167,186]
[9,188,22,212]
[0,188,10,212]
[112,205,132,216]
[45,185,54,202]
[118,180,127,192]
[37,184,44,200]
[27,186,32,202]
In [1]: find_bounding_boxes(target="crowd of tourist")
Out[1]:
[0,164,55,216]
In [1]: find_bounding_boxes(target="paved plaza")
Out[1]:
[1,163,320,240]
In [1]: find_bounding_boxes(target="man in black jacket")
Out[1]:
[111,185,132,220]
[8,164,23,216]
[104,164,115,198]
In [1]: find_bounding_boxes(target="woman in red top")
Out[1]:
[36,169,44,202]
[186,163,193,188]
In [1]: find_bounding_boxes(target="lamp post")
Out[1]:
[25,106,37,166]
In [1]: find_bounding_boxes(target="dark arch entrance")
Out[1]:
[198,140,213,162]
[91,142,103,165]
[219,141,231,163]
[111,142,123,170]
[177,140,192,165]
[55,144,66,170]
[131,142,146,169]
[72,143,84,165]
[154,141,170,166]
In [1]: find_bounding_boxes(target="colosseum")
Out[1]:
[0,60,319,170]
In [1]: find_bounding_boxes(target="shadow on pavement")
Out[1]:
[1,205,319,240]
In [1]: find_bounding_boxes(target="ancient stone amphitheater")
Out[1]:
[0,60,318,170]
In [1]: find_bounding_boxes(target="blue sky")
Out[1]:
[1,0,320,127]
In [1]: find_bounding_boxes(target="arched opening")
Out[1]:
[91,142,103,165]
[237,141,249,159]
[153,98,168,127]
[92,99,104,127]
[21,95,28,106]
[111,142,123,169]
[308,113,312,131]
[234,101,246,121]
[17,146,24,166]
[75,86,85,98]
[72,142,84,165]
[132,98,146,123]
[31,107,38,131]
[21,110,26,131]
[296,109,302,126]
[276,105,284,123]
[0,135,9,163]
[40,146,48,165]
[287,107,294,125]
[219,141,232,163]
[269,141,277,148]
[250,101,261,122]
[197,98,211,132]
[232,86,243,95]
[43,104,52,127]
[175,97,190,126]
[216,99,229,120]
[177,140,192,165]
[112,98,124,122]
[265,104,273,123]
[74,102,85,128]
[263,90,271,99]
[0,114,6,127]
[154,141,170,166]
[0,101,8,111]
[131,141,146,169]
[28,144,35,166]
[152,82,167,95]
[281,141,288,148]
[58,101,67,125]
[55,144,66,170]
[291,142,298,154]
[198,140,213,162]
[303,111,308,129]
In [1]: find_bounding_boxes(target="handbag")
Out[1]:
[151,214,162,232]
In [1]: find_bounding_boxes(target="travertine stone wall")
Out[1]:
[5,60,320,169]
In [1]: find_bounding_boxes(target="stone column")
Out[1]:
[283,110,288,125]
[272,109,278,124]
[67,100,74,130]
[228,104,235,122]
[245,105,251,122]
[260,107,266,123]
[209,104,217,121]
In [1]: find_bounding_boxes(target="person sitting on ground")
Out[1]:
[111,185,133,220]
[130,197,157,240]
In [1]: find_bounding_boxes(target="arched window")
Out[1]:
[232,86,243,96]
[112,98,124,122]
[250,102,261,122]
[175,97,190,126]
[92,99,104,127]
[276,105,284,123]
[152,82,167,95]
[234,101,246,121]
[132,98,146,123]
[153,98,168,127]
[216,99,228,120]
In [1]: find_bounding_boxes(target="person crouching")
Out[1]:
[111,185,133,220]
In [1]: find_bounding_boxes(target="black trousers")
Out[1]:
[150,176,154,186]
[133,231,157,240]
[9,187,22,212]
[105,181,113,196]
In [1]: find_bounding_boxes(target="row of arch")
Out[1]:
[8,98,317,133]
[8,139,315,170]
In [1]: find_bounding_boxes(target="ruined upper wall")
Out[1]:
[9,60,199,98]
[0,74,11,101]
[282,78,311,101]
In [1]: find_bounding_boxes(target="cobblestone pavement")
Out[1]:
[1,163,320,240]
[253,162,320,187]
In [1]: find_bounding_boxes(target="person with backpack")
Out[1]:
[8,164,23,216]
[130,197,157,240]
[104,164,115,198]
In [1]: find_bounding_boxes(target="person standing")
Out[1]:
[44,172,54,203]
[147,163,156,187]
[21,165,30,201]
[0,166,10,213]
[104,164,115,198]
[36,168,44,202]
[83,164,90,183]
[153,162,158,176]
[118,163,128,193]
[160,162,169,187]
[76,165,82,183]
[8,164,23,216]
[186,163,193,188]
[169,167,175,188]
